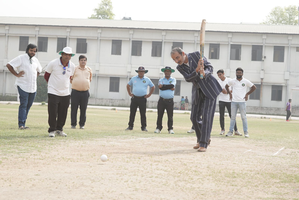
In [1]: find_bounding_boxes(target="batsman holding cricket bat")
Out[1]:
[171,19,222,152]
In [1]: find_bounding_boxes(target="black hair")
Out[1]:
[217,69,224,74]
[79,55,87,61]
[236,67,243,73]
[171,47,184,56]
[26,44,37,53]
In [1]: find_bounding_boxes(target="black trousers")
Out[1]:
[48,94,70,133]
[286,110,291,120]
[219,101,237,131]
[156,97,174,131]
[128,96,147,129]
[71,89,90,127]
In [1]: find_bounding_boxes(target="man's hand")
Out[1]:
[196,59,205,77]
[17,71,25,77]
[244,94,249,101]
[158,84,162,88]
[222,89,227,94]
[171,88,175,91]
[144,94,151,98]
[229,93,232,100]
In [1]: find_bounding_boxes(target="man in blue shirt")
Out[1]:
[126,66,155,131]
[154,66,176,134]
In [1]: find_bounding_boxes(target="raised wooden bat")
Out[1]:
[199,19,206,79]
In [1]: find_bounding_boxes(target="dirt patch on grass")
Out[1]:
[0,136,298,200]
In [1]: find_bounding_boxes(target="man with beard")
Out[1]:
[6,44,42,129]
[225,67,256,138]
[171,47,222,152]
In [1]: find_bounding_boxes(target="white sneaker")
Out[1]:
[154,129,161,133]
[187,129,195,133]
[226,131,233,137]
[56,130,67,137]
[49,131,55,137]
[168,129,175,134]
[244,132,249,138]
[219,130,225,135]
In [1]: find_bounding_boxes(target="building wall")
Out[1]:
[0,21,299,115]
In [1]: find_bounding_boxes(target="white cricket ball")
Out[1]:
[101,154,108,162]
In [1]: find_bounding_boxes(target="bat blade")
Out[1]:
[199,19,206,79]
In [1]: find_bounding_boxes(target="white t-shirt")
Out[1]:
[45,58,75,96]
[8,54,42,93]
[227,77,254,102]
[218,77,232,102]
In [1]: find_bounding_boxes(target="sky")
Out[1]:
[0,0,298,24]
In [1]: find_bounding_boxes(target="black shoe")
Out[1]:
[141,128,148,132]
[80,126,84,129]
[71,126,76,129]
[126,127,133,131]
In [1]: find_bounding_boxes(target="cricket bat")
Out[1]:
[199,19,206,79]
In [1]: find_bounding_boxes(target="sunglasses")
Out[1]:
[63,66,66,75]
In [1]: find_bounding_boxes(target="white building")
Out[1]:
[0,16,298,115]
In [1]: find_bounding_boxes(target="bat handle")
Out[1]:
[200,74,203,79]
[199,58,204,79]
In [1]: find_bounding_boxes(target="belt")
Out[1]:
[133,95,145,98]
[160,97,173,101]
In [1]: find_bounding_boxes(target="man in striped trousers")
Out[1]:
[171,47,222,152]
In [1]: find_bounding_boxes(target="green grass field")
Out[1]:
[0,104,298,199]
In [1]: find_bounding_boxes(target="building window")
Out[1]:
[230,44,241,60]
[76,38,87,53]
[151,79,159,95]
[174,80,181,96]
[19,36,29,51]
[151,41,162,57]
[296,47,299,52]
[271,85,282,101]
[131,40,142,56]
[273,46,284,62]
[172,42,183,49]
[112,40,122,55]
[251,45,263,61]
[109,77,120,92]
[209,44,220,59]
[38,37,48,52]
[57,38,67,53]
[250,84,260,100]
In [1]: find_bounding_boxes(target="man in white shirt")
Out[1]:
[44,47,75,137]
[225,68,256,138]
[217,69,240,136]
[6,44,42,129]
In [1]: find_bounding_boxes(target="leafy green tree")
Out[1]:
[262,5,298,25]
[89,0,115,19]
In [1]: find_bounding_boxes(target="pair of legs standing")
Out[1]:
[17,86,36,128]
[229,102,248,136]
[219,101,238,133]
[71,89,89,128]
[156,98,174,132]
[128,96,147,130]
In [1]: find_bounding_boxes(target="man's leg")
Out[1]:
[47,94,59,133]
[239,102,248,133]
[165,99,174,131]
[219,101,225,131]
[79,91,89,127]
[139,98,147,130]
[17,86,29,127]
[228,102,237,133]
[26,92,36,125]
[71,90,80,127]
[56,95,70,131]
[227,102,238,131]
[128,97,138,129]
[156,98,165,131]
[200,97,216,148]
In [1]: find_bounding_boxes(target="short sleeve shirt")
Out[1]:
[227,77,254,102]
[128,75,154,96]
[159,77,176,99]
[218,77,232,102]
[8,54,42,93]
[45,58,75,96]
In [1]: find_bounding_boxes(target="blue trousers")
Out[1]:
[191,89,216,148]
[17,86,36,127]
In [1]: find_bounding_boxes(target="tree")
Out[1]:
[89,0,115,20]
[262,5,298,25]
